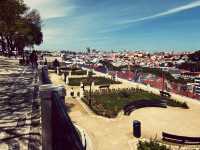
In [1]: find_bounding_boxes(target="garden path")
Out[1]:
[49,72,200,150]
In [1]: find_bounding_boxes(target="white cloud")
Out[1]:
[24,0,75,20]
[117,0,200,25]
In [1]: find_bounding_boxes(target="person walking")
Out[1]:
[30,50,38,70]
[44,58,47,65]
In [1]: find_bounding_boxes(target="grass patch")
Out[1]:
[83,88,160,118]
[137,139,170,150]
[68,77,121,86]
[82,88,189,118]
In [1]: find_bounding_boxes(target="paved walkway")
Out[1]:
[0,57,41,150]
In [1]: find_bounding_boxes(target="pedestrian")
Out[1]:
[53,58,60,71]
[44,58,47,65]
[80,82,85,91]
[30,50,38,70]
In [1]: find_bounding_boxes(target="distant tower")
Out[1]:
[86,47,91,54]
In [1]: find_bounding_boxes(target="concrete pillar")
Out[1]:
[39,84,66,150]
[62,73,65,80]
[115,72,118,81]
[91,81,95,89]
[80,82,83,88]
[66,76,69,85]
[40,84,53,150]
[69,71,72,77]
[80,88,84,98]
[56,67,59,75]
[105,71,108,77]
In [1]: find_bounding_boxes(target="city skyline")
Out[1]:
[24,0,200,51]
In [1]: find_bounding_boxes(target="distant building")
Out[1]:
[194,77,200,95]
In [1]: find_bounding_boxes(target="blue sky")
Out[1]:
[24,0,200,52]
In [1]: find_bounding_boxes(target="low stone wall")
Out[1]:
[39,66,85,150]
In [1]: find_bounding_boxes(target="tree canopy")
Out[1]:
[0,0,43,56]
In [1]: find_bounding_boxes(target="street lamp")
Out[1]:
[162,68,165,92]
[88,70,94,106]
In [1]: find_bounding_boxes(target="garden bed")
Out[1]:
[82,88,189,118]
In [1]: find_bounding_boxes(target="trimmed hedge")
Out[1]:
[71,70,87,75]
[68,77,121,86]
[167,100,189,109]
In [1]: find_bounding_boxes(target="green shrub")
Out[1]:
[71,70,87,75]
[167,100,189,109]
[137,139,170,150]
[120,91,130,98]
[68,77,121,86]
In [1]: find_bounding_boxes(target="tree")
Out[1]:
[0,0,43,56]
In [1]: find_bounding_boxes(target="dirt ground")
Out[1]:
[49,72,200,150]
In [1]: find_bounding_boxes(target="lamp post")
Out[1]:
[88,70,94,106]
[162,68,165,92]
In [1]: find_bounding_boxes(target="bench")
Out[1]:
[124,99,167,115]
[99,85,110,89]
[160,91,171,98]
[162,132,200,145]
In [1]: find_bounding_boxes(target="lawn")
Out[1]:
[68,77,121,86]
[82,88,188,118]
